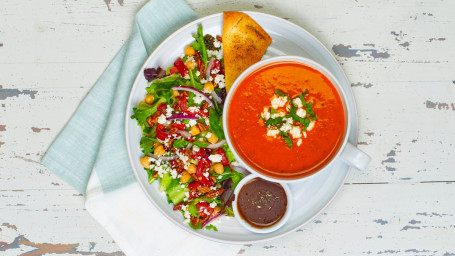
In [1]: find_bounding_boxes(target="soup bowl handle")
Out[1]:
[339,143,371,171]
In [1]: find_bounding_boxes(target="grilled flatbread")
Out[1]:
[222,11,272,91]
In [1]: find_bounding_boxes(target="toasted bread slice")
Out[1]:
[223,11,272,91]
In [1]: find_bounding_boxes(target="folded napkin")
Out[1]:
[41,0,242,255]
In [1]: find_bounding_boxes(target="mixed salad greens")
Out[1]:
[131,26,245,230]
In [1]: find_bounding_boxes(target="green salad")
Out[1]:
[131,26,244,230]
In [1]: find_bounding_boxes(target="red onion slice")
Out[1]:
[147,153,176,161]
[206,140,226,149]
[232,164,249,174]
[205,58,215,79]
[211,91,222,104]
[201,213,225,229]
[177,130,191,138]
[172,86,214,108]
[167,113,198,120]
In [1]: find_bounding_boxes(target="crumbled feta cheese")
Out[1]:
[280,123,292,132]
[188,119,197,127]
[206,132,212,138]
[207,49,223,60]
[293,98,303,108]
[214,74,225,88]
[203,171,209,178]
[208,154,223,163]
[271,111,285,118]
[210,202,217,208]
[166,105,174,118]
[201,76,213,84]
[290,126,301,139]
[261,107,270,120]
[271,95,288,109]
[184,74,190,79]
[187,106,199,113]
[267,128,280,137]
[307,121,316,131]
[303,132,307,138]
[296,108,306,118]
[157,114,167,124]
[196,70,200,77]
[231,161,240,166]
[205,118,210,125]
[193,145,200,152]
[213,39,222,48]
[170,168,178,179]
[285,117,293,125]
[193,94,205,104]
[211,68,220,74]
[297,138,302,146]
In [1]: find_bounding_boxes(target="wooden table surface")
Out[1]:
[1,0,455,255]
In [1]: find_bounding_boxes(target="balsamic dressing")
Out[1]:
[237,178,287,228]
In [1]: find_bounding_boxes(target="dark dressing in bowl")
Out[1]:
[236,177,287,228]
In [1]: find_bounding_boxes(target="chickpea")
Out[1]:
[213,206,221,215]
[154,145,165,157]
[184,45,196,56]
[190,126,200,136]
[140,156,150,169]
[187,164,197,174]
[207,133,218,144]
[172,90,180,97]
[186,60,197,70]
[144,94,154,105]
[204,82,215,92]
[180,171,191,183]
[213,163,224,174]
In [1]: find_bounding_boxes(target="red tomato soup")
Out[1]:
[227,61,346,179]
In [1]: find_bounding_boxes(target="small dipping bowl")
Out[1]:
[232,174,293,233]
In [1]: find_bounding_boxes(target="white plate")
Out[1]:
[125,11,358,244]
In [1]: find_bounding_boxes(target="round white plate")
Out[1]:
[125,11,358,244]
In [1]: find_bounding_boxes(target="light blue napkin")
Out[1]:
[41,0,198,194]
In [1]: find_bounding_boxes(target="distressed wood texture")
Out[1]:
[1,0,454,255]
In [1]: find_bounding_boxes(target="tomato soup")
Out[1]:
[227,61,346,179]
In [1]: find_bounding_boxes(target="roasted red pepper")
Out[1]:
[169,67,179,74]
[179,91,189,113]
[215,148,230,167]
[196,202,213,218]
[174,57,188,77]
[157,103,167,113]
[156,124,169,141]
[170,122,186,131]
[210,59,222,75]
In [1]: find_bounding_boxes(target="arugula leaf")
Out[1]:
[189,222,203,230]
[189,69,203,90]
[145,169,157,184]
[130,97,167,126]
[188,204,199,218]
[212,167,244,190]
[196,26,208,64]
[205,224,218,231]
[193,141,210,148]
[224,206,234,217]
[209,107,225,140]
[265,117,283,126]
[222,144,235,163]
[173,139,190,149]
[230,171,244,190]
[190,40,201,51]
[146,74,181,101]
[140,136,159,154]
[270,107,276,116]
[279,131,293,148]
